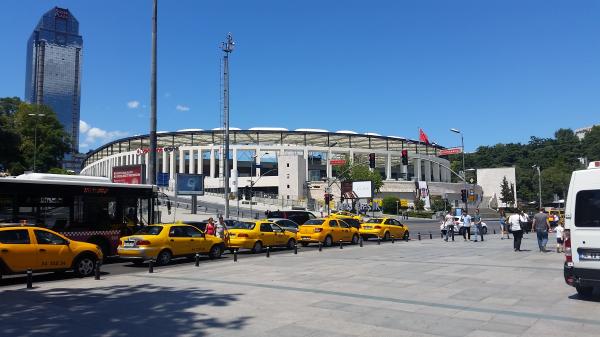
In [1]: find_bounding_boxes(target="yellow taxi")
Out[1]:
[118,224,225,265]
[359,218,409,241]
[0,225,103,277]
[227,220,297,253]
[330,211,364,222]
[297,218,360,247]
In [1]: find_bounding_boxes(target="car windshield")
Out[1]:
[135,226,163,235]
[303,219,324,226]
[366,218,382,223]
[228,221,256,230]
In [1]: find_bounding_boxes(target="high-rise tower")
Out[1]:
[25,7,83,155]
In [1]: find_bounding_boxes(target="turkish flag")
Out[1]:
[419,128,430,144]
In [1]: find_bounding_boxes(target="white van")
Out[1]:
[563,161,600,296]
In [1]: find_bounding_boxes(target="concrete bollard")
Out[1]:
[377,236,381,245]
[26,269,33,289]
[493,229,496,234]
[195,253,200,267]
[294,244,298,254]
[339,240,343,249]
[418,232,421,241]
[319,242,323,252]
[148,259,154,273]
[391,235,395,243]
[429,232,433,240]
[233,249,238,262]
[359,236,363,247]
[266,247,270,258]
[94,261,101,280]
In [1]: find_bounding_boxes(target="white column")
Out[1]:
[414,158,422,181]
[255,149,261,177]
[162,150,167,173]
[232,148,238,172]
[169,151,175,180]
[145,153,149,180]
[433,162,441,182]
[304,149,309,180]
[386,153,392,180]
[189,148,195,174]
[326,150,332,178]
[209,148,216,178]
[197,148,203,175]
[179,148,185,173]
[424,159,432,182]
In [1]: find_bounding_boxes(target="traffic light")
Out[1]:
[369,153,376,169]
[401,149,408,165]
[461,189,467,202]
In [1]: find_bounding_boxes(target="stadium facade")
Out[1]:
[81,128,479,208]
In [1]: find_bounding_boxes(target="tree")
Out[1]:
[382,196,400,214]
[430,196,450,212]
[414,198,425,211]
[499,176,511,205]
[582,126,600,162]
[13,103,70,172]
[0,97,23,173]
[509,183,516,207]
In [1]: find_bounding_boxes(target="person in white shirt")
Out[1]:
[443,212,455,242]
[462,212,472,241]
[508,211,523,251]
[555,223,565,253]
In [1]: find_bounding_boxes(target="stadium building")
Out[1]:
[81,128,479,209]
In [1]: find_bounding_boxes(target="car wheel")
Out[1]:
[324,235,333,247]
[383,231,390,241]
[287,238,296,249]
[300,242,309,247]
[209,245,223,259]
[73,255,96,277]
[403,231,410,241]
[157,249,172,266]
[252,241,263,254]
[351,234,359,245]
[576,286,594,297]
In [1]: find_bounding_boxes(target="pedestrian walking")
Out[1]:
[443,212,455,242]
[532,208,550,252]
[205,217,216,236]
[472,209,484,242]
[216,216,228,239]
[508,211,523,251]
[555,222,565,253]
[462,211,472,241]
[499,212,510,240]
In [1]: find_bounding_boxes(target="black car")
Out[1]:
[266,210,316,225]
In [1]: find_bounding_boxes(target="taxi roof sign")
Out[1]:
[588,161,600,169]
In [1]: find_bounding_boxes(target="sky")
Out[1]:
[1,0,599,152]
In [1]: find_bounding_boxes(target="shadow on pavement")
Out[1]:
[0,284,250,337]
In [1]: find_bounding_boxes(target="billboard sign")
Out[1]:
[112,165,145,184]
[157,172,169,187]
[176,174,204,196]
[439,147,462,156]
[352,181,373,199]
[330,159,346,166]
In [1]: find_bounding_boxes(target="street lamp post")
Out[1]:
[27,113,45,172]
[221,33,235,219]
[450,128,467,213]
[532,165,542,209]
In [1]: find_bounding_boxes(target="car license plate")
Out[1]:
[580,251,600,261]
[302,236,311,240]
[124,241,135,248]
[363,226,372,229]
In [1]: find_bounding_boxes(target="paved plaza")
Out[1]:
[1,233,599,337]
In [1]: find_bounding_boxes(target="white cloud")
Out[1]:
[164,92,171,98]
[127,100,140,109]
[79,121,128,149]
[79,120,90,133]
[176,104,190,112]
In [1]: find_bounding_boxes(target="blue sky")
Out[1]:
[1,0,599,151]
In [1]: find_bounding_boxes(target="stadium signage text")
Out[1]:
[136,146,180,156]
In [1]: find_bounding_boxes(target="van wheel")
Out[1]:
[73,255,96,277]
[576,286,594,297]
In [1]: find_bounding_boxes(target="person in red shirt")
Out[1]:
[205,217,216,236]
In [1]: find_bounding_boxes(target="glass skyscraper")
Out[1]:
[25,7,83,155]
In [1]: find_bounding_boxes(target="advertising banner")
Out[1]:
[415,181,431,209]
[352,181,373,199]
[439,147,462,156]
[176,174,204,196]
[112,165,145,184]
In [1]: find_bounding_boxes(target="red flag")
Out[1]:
[419,128,430,144]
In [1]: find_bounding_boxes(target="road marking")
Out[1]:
[133,274,600,326]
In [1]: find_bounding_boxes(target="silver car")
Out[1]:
[268,218,300,233]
